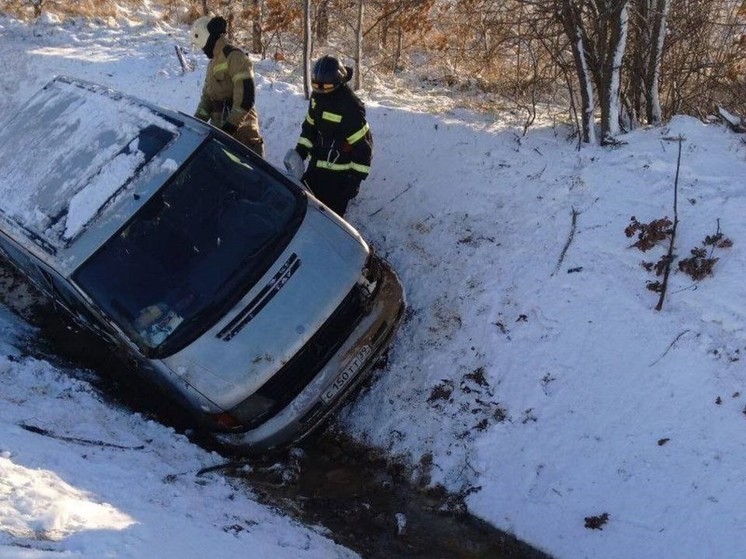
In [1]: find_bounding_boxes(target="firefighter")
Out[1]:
[190,16,265,157]
[284,55,373,217]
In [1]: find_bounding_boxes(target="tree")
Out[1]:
[11,0,741,130]
[626,0,669,126]
[255,0,301,59]
[556,0,597,143]
[641,0,668,125]
[660,0,745,118]
[366,0,435,73]
[303,0,312,98]
[555,0,630,144]
[251,0,263,54]
[354,0,364,90]
[597,0,629,141]
[315,0,329,45]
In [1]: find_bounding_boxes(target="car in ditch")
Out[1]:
[0,76,404,452]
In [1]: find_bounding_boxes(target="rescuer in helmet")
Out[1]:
[284,55,373,217]
[190,15,265,156]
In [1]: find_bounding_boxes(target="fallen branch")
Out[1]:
[649,330,691,366]
[552,207,579,276]
[196,460,251,477]
[18,423,145,450]
[655,137,684,311]
[162,459,256,481]
[174,44,194,73]
[369,183,414,217]
[5,539,63,553]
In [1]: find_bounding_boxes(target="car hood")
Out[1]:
[160,204,369,408]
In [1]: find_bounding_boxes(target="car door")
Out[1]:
[36,267,121,347]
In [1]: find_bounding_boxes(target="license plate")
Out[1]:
[321,345,372,404]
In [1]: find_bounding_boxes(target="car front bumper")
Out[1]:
[213,256,405,452]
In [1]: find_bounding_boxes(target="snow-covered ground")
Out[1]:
[2,8,746,559]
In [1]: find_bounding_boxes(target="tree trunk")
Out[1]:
[392,24,403,74]
[380,11,389,49]
[32,0,44,18]
[227,8,234,41]
[251,0,263,55]
[598,0,629,142]
[644,0,669,124]
[558,0,596,143]
[315,0,329,46]
[303,0,312,99]
[557,0,630,143]
[354,0,364,90]
[626,0,648,127]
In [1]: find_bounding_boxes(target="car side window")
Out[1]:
[37,268,113,336]
[0,233,50,292]
[0,234,108,337]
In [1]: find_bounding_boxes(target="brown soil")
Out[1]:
[227,430,553,559]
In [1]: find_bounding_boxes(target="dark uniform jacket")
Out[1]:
[294,84,373,214]
[195,35,263,154]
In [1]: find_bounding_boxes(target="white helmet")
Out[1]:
[190,16,211,49]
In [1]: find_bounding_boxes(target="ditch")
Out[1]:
[0,265,552,559]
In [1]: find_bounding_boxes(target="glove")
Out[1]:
[221,121,238,135]
[283,148,305,180]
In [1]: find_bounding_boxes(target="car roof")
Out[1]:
[0,76,210,276]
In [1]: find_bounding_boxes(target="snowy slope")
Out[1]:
[2,10,746,559]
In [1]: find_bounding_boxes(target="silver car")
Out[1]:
[0,76,404,451]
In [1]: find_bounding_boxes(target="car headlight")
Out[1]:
[209,393,275,431]
[358,252,382,300]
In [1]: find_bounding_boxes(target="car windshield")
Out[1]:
[73,137,306,356]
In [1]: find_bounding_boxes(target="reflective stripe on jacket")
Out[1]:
[295,84,373,180]
[195,35,256,129]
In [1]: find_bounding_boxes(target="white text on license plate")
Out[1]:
[322,345,372,404]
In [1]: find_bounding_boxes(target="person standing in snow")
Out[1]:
[284,55,373,217]
[190,15,265,157]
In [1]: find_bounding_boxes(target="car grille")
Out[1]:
[240,285,365,424]
[217,253,301,341]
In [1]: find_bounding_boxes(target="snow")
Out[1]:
[0,78,178,246]
[0,307,354,558]
[2,10,746,559]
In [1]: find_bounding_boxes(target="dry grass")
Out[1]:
[0,0,202,22]
[1,0,127,20]
[0,0,201,21]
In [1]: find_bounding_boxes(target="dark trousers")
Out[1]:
[303,164,358,217]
